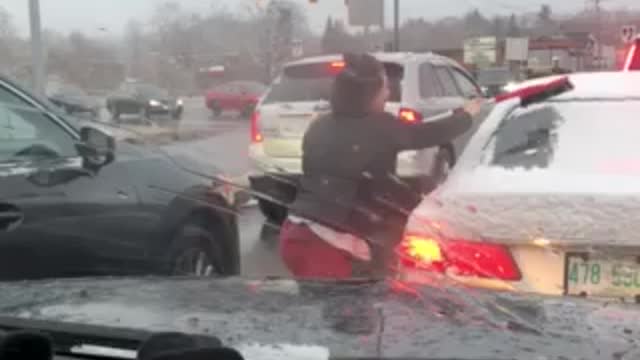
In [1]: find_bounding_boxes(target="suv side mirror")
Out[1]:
[76,126,116,171]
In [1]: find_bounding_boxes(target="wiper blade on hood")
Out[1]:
[0,316,151,354]
[0,316,223,359]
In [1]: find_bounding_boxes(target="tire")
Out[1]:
[210,102,222,118]
[168,221,223,277]
[139,106,153,126]
[258,199,287,226]
[433,147,454,185]
[110,105,120,121]
[172,108,183,121]
[240,104,254,119]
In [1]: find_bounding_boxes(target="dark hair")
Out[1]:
[330,53,384,117]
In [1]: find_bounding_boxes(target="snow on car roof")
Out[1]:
[437,70,640,197]
[446,100,640,195]
[412,72,640,243]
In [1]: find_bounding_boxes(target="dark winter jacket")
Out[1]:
[290,109,473,246]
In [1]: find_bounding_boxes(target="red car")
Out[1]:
[205,81,266,118]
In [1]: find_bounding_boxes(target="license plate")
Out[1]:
[566,254,640,298]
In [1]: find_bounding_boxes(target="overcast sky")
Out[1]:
[2,0,639,37]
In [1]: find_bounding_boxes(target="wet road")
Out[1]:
[155,99,291,278]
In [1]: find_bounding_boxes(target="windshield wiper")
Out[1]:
[0,316,222,359]
[0,315,151,355]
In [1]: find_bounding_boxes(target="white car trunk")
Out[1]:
[410,182,640,296]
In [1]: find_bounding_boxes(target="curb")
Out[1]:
[118,125,225,145]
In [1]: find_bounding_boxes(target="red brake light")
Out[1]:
[397,234,521,281]
[398,108,423,123]
[330,61,345,69]
[251,111,262,143]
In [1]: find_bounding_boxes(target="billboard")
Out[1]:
[464,37,497,66]
[346,0,384,27]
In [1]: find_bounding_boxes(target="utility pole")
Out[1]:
[592,0,605,69]
[393,0,400,51]
[29,0,45,96]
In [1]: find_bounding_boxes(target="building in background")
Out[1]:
[527,32,599,72]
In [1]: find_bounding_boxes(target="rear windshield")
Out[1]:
[488,100,640,174]
[262,62,403,104]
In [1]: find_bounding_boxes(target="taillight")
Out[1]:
[251,111,262,143]
[398,108,422,123]
[330,61,345,69]
[397,234,521,281]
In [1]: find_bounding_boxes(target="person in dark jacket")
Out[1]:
[279,53,483,279]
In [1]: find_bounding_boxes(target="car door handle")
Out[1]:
[0,207,23,232]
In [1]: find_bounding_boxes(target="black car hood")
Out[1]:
[0,277,638,359]
[49,95,96,109]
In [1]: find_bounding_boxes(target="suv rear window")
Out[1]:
[262,62,403,104]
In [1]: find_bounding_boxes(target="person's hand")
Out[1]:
[463,98,484,117]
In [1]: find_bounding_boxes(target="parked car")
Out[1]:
[249,52,488,224]
[46,83,100,120]
[397,71,640,298]
[106,82,183,122]
[205,81,266,118]
[0,75,239,280]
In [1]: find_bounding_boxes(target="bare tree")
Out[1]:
[0,5,17,73]
[124,20,148,80]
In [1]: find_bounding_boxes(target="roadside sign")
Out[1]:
[464,37,497,66]
[505,37,529,61]
[346,0,384,27]
[622,25,636,44]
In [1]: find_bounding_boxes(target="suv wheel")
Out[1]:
[110,105,120,121]
[258,199,287,226]
[169,222,222,277]
[210,102,222,118]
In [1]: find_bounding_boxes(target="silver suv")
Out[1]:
[249,52,486,224]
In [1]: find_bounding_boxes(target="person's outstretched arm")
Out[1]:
[391,98,483,151]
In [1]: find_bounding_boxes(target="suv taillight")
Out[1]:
[396,234,521,281]
[398,108,423,123]
[251,111,262,143]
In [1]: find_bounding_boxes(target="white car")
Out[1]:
[397,71,640,299]
[249,52,485,223]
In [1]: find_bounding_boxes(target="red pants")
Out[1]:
[279,220,353,279]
